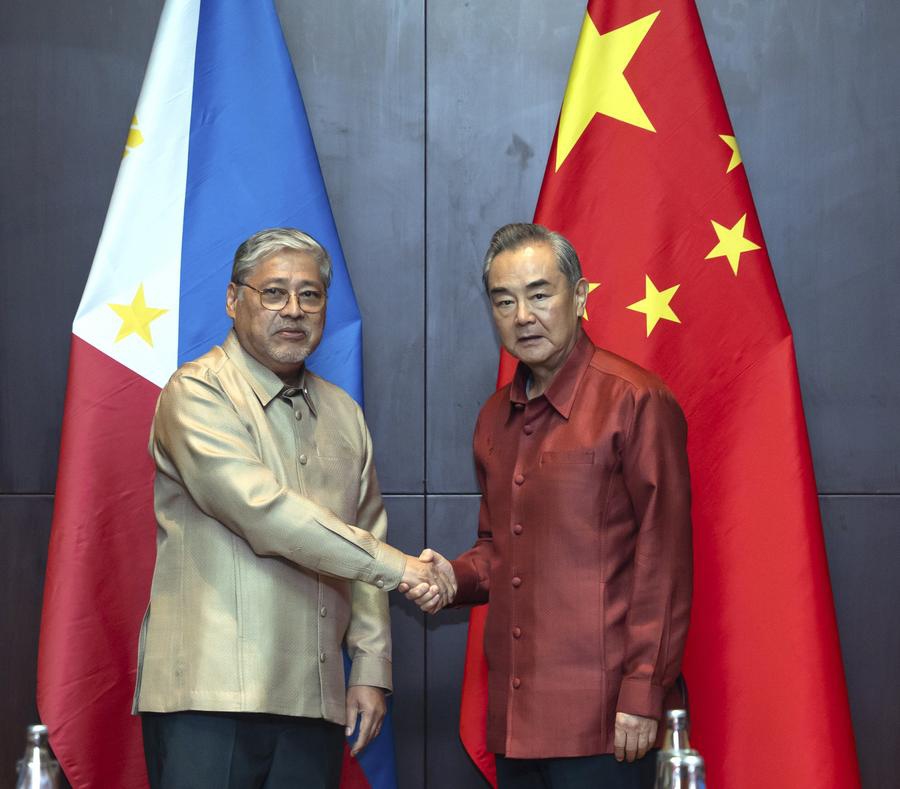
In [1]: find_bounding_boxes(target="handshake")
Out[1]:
[398,549,458,614]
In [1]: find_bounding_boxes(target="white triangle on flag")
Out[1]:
[73,0,201,389]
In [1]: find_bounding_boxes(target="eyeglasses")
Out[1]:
[234,281,326,314]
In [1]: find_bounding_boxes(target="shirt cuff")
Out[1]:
[449,558,486,605]
[366,541,406,591]
[348,654,393,693]
[616,677,666,721]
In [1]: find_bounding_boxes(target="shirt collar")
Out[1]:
[508,327,594,419]
[221,330,314,413]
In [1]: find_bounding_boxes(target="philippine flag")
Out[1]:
[37,1,397,787]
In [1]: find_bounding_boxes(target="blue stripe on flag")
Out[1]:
[176,2,392,786]
[179,0,363,403]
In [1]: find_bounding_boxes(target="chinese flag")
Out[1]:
[459,2,861,788]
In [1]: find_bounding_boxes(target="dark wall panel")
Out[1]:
[821,496,900,789]
[0,1,161,492]
[279,0,426,494]
[383,495,427,789]
[425,0,583,494]
[0,497,53,779]
[425,495,487,788]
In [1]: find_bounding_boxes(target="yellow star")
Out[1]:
[626,275,681,337]
[720,134,742,173]
[556,10,660,171]
[108,284,168,346]
[582,282,601,321]
[123,115,145,158]
[705,213,761,275]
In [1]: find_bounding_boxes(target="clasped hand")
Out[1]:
[398,549,457,613]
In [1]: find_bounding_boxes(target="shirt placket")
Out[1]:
[281,385,333,710]
[506,397,542,747]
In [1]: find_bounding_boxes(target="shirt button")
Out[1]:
[511,576,522,588]
[512,523,523,535]
[299,454,308,465]
[512,677,522,689]
[512,627,522,639]
[319,652,327,663]
[294,410,303,420]
[375,577,385,589]
[523,424,534,435]
[320,607,327,617]
[514,473,525,486]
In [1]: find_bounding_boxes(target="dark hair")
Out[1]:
[482,223,582,291]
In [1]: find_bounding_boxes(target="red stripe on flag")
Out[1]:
[38,336,160,789]
[340,744,373,789]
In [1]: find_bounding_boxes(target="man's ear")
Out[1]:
[225,281,238,319]
[574,278,589,316]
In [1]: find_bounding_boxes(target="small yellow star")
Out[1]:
[582,282,601,321]
[108,284,168,346]
[556,10,660,171]
[719,134,742,173]
[705,213,761,275]
[626,275,681,336]
[123,115,145,158]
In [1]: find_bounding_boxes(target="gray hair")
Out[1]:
[482,223,582,292]
[231,227,333,288]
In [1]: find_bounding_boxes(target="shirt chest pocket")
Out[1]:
[535,449,603,521]
[315,440,357,459]
[539,450,595,465]
[304,441,361,521]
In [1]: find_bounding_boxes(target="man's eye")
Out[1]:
[301,290,322,299]
[263,288,286,297]
[533,293,548,300]
[495,299,513,308]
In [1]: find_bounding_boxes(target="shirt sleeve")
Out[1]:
[450,411,494,605]
[345,410,395,692]
[151,368,407,589]
[616,385,693,721]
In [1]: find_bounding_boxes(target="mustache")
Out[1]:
[271,322,308,333]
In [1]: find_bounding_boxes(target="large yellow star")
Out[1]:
[108,284,168,346]
[556,10,660,171]
[719,134,742,173]
[582,282,601,321]
[705,213,761,275]
[626,275,680,336]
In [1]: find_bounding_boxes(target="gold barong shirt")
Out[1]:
[134,331,406,725]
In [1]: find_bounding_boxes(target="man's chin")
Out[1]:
[509,342,549,363]
[269,344,314,366]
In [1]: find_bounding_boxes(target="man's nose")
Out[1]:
[279,293,305,317]
[515,301,535,324]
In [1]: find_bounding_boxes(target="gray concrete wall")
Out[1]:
[1,1,898,786]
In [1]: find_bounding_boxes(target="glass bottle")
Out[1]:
[655,709,707,789]
[14,724,61,789]
[662,708,692,752]
[658,752,707,789]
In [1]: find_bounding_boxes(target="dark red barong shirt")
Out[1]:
[451,329,692,758]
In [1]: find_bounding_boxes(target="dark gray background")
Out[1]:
[2,1,898,787]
